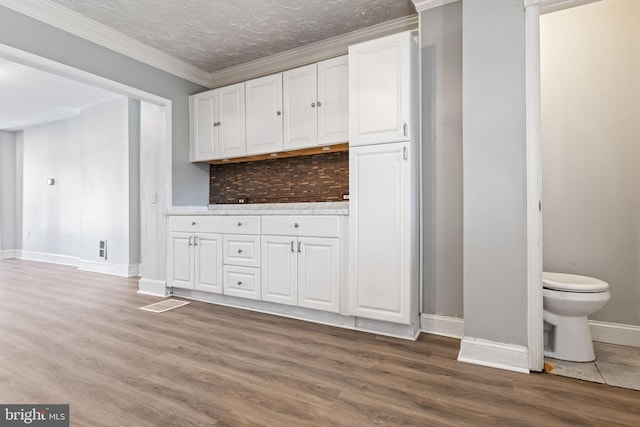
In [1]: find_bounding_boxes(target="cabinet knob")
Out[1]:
[311,102,316,108]
[317,101,322,107]
[237,222,242,226]
[277,111,282,116]
[238,249,243,254]
[213,122,221,127]
[237,281,242,286]
[192,221,196,226]
[294,223,299,228]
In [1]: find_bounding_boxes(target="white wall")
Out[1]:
[20,97,139,274]
[420,2,463,318]
[139,101,169,291]
[0,130,17,253]
[21,118,82,258]
[541,0,640,326]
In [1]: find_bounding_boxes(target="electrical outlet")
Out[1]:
[238,197,247,204]
[342,194,350,200]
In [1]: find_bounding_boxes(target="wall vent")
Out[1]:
[98,240,107,260]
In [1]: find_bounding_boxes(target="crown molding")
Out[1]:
[411,0,460,13]
[539,0,601,14]
[209,14,418,89]
[0,0,211,87]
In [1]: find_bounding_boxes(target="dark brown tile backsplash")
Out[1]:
[209,151,349,204]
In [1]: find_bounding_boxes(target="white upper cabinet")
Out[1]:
[283,63,318,149]
[283,55,348,150]
[317,55,349,145]
[190,82,245,161]
[191,91,217,161]
[217,83,246,159]
[245,73,283,155]
[348,31,416,146]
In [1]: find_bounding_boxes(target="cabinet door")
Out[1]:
[167,232,194,289]
[349,32,414,146]
[349,142,410,323]
[191,91,218,161]
[298,237,340,313]
[194,233,223,293]
[283,63,317,149]
[261,235,297,306]
[245,73,283,155]
[218,83,246,159]
[318,55,348,146]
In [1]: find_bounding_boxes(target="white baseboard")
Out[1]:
[420,313,464,339]
[18,250,80,267]
[458,337,530,374]
[590,320,640,348]
[0,250,18,260]
[78,259,139,277]
[138,278,168,297]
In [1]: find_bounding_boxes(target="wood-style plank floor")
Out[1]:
[1,259,639,426]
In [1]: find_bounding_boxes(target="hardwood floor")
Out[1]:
[1,259,639,426]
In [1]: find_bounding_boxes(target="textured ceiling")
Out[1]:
[49,0,416,73]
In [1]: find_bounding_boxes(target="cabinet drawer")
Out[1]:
[169,215,222,233]
[222,215,261,234]
[224,265,260,300]
[261,215,340,237]
[223,234,260,267]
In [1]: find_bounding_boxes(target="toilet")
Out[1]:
[543,272,611,362]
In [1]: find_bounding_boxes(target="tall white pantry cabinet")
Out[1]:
[348,31,420,326]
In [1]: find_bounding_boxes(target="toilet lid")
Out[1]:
[543,272,609,293]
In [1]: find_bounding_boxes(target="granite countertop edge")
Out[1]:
[166,201,349,216]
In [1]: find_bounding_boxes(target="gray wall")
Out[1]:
[420,3,463,318]
[462,0,528,345]
[0,6,208,206]
[0,130,17,252]
[541,0,640,326]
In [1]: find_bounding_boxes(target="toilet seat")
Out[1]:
[543,272,609,293]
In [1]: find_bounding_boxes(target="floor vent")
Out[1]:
[140,299,190,313]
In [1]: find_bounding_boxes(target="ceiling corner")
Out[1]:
[411,0,460,13]
[0,0,212,87]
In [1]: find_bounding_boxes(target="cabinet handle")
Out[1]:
[311,102,316,108]
[294,222,299,229]
[317,101,322,107]
[277,111,282,116]
[403,146,408,160]
[298,241,302,253]
[213,122,218,127]
[238,249,243,254]
[237,222,242,227]
[290,241,295,252]
[188,236,193,246]
[194,236,199,246]
[403,123,408,137]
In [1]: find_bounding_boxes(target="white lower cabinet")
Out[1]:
[261,215,341,313]
[297,237,340,313]
[168,214,343,315]
[261,235,298,305]
[167,231,223,293]
[223,265,261,300]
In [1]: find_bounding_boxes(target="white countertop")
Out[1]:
[166,201,349,216]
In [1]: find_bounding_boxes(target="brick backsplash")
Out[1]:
[209,151,349,204]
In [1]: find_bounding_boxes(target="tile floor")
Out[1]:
[545,342,640,391]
